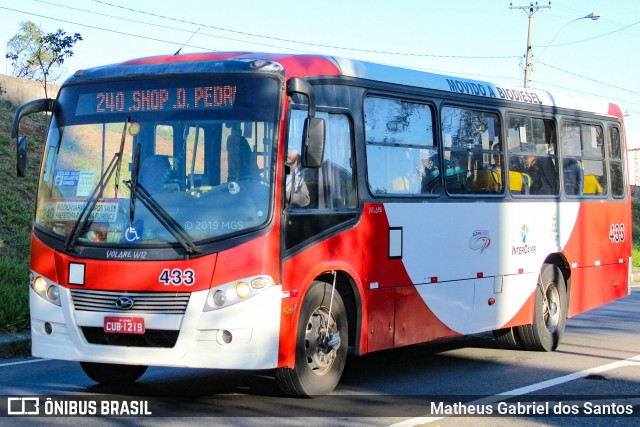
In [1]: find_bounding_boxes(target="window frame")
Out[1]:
[505,113,560,198]
[440,103,505,197]
[363,95,439,198]
[559,119,608,198]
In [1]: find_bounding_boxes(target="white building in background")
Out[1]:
[627,131,640,200]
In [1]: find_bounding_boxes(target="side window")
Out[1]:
[560,122,607,197]
[364,97,437,195]
[441,106,503,195]
[507,116,559,196]
[609,126,625,198]
[287,110,355,209]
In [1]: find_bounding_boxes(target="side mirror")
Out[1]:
[16,135,27,177]
[12,98,55,177]
[301,117,325,168]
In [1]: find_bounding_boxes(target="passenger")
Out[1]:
[525,155,558,195]
[420,152,441,194]
[226,125,253,181]
[285,149,310,208]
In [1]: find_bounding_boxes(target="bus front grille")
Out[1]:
[70,289,190,314]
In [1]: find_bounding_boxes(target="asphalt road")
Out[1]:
[1,287,639,426]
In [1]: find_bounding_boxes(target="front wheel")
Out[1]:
[80,362,147,384]
[276,281,348,397]
[517,263,567,351]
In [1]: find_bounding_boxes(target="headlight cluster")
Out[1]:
[204,275,273,311]
[31,273,61,306]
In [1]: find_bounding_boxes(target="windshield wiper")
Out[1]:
[129,142,141,225]
[124,179,201,257]
[65,118,130,253]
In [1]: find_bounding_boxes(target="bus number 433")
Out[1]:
[159,268,195,286]
[609,224,625,243]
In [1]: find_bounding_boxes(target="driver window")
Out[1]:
[287,110,355,209]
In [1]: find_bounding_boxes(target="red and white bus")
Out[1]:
[13,52,631,396]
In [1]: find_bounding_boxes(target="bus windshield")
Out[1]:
[35,76,279,249]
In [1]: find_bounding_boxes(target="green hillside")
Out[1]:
[0,102,46,332]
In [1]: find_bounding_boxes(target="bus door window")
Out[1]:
[285,110,312,208]
[364,97,437,196]
[440,106,503,195]
[287,110,356,209]
[284,109,356,249]
[608,126,625,198]
[507,116,559,196]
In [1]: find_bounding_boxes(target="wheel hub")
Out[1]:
[304,307,339,375]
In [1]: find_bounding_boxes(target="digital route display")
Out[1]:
[76,85,238,115]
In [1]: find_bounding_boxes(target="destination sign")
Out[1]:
[76,85,237,115]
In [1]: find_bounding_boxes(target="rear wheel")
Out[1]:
[80,362,147,384]
[493,327,523,349]
[276,281,348,396]
[517,263,567,351]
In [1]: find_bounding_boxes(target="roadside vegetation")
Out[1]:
[0,102,47,332]
[633,202,640,268]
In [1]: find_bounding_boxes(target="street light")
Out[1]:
[531,12,601,73]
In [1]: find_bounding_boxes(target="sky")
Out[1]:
[1,0,639,149]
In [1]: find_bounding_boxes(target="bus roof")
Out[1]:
[87,52,622,119]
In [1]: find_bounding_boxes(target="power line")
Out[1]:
[30,0,313,54]
[88,0,520,59]
[534,79,640,108]
[4,2,639,102]
[536,61,640,96]
[0,5,215,51]
[535,18,640,47]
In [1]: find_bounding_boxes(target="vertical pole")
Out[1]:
[510,2,552,88]
[523,5,535,88]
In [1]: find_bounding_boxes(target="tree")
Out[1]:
[5,21,82,98]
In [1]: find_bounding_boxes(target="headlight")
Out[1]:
[204,275,274,311]
[31,274,61,306]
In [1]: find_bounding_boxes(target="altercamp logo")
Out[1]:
[469,230,491,253]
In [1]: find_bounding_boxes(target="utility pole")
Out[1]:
[510,2,551,88]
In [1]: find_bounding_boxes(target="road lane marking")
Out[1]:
[387,354,640,426]
[0,358,49,368]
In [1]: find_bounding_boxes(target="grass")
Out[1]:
[633,201,640,268]
[0,102,46,333]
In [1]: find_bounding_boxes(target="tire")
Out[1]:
[493,327,523,349]
[517,263,567,351]
[276,281,348,397]
[80,362,147,384]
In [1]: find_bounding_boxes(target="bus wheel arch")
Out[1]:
[315,270,361,354]
[276,278,350,396]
